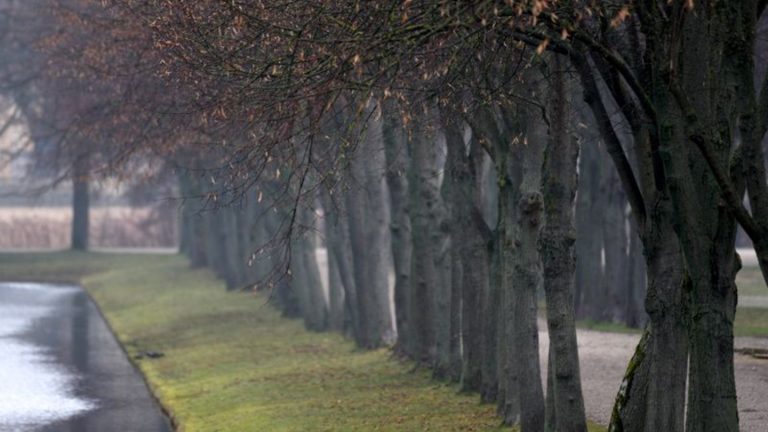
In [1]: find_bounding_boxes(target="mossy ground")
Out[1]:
[0,251,606,432]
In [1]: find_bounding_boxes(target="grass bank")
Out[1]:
[0,252,607,432]
[574,266,768,337]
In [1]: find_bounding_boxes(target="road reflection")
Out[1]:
[0,282,171,432]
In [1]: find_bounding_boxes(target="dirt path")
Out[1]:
[539,324,768,430]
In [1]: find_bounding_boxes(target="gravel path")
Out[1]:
[540,323,768,430]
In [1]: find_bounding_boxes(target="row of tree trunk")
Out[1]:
[176,60,623,430]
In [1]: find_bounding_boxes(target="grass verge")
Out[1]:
[572,266,768,337]
[737,266,768,298]
[0,251,606,432]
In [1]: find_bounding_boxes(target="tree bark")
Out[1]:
[320,189,347,332]
[441,112,491,386]
[361,112,395,345]
[609,213,688,432]
[344,111,394,348]
[407,114,440,363]
[540,57,587,432]
[382,100,413,354]
[291,203,328,332]
[71,154,89,251]
[601,167,628,323]
[574,139,604,321]
[510,108,546,432]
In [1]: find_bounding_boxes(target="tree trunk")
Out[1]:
[625,219,647,328]
[71,155,89,251]
[448,234,463,382]
[342,109,395,348]
[510,106,547,431]
[434,125,455,380]
[382,100,413,354]
[407,115,440,363]
[465,105,516,415]
[574,139,604,320]
[601,167,628,323]
[608,212,687,432]
[540,57,587,432]
[441,112,490,386]
[263,203,302,318]
[670,11,741,430]
[382,101,412,353]
[291,203,328,331]
[321,186,360,336]
[362,112,395,345]
[320,189,347,332]
[222,204,243,290]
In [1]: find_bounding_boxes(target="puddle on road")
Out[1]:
[0,283,95,431]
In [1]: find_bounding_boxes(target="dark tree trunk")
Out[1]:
[510,107,546,432]
[609,211,688,432]
[441,112,490,387]
[407,116,440,363]
[71,155,90,251]
[540,57,587,432]
[574,139,604,320]
[465,105,517,415]
[625,220,647,328]
[574,41,691,432]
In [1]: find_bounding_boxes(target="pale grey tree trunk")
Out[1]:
[601,168,628,323]
[222,204,244,290]
[434,124,455,380]
[178,169,208,268]
[204,208,226,280]
[344,110,394,348]
[325,247,345,331]
[346,165,374,346]
[381,100,413,353]
[448,234,463,382]
[320,189,347,332]
[246,189,274,288]
[291,203,328,332]
[322,189,359,337]
[362,112,395,345]
[479,151,501,400]
[574,139,604,320]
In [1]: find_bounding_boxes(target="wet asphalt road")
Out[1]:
[0,282,172,432]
